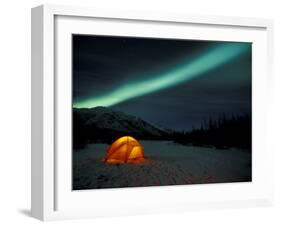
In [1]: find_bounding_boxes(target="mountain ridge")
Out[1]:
[73,106,170,147]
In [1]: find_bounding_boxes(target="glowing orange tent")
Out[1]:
[103,136,145,164]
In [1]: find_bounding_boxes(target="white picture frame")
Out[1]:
[31,4,274,221]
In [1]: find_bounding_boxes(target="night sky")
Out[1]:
[73,35,251,130]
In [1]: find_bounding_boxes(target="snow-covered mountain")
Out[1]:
[73,106,169,142]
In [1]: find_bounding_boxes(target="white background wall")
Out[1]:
[0,0,280,225]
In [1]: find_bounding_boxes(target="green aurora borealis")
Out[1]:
[73,43,250,109]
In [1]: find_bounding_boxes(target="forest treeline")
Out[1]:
[171,114,251,150]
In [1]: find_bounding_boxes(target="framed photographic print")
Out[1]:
[31,4,274,221]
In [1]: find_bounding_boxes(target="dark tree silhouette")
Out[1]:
[173,114,251,151]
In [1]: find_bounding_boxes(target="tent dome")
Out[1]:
[103,136,144,164]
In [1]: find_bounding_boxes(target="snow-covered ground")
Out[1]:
[73,140,251,190]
